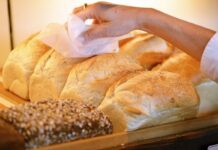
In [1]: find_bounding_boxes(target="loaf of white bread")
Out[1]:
[120,34,174,69]
[60,54,142,106]
[98,71,199,132]
[29,49,85,101]
[154,52,218,117]
[155,52,205,85]
[2,33,50,99]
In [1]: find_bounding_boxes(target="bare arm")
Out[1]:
[74,2,215,61]
[138,8,215,60]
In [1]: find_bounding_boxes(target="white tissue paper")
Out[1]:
[38,14,129,58]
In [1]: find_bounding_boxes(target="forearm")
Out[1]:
[137,8,215,61]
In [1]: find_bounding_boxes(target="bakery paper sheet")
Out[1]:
[38,14,129,58]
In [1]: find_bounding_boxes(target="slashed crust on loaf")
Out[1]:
[155,52,205,85]
[120,34,174,69]
[29,50,85,101]
[98,71,199,132]
[2,33,50,99]
[60,53,143,106]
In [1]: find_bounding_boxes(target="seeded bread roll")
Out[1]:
[29,50,85,101]
[0,100,112,149]
[120,34,173,69]
[155,52,205,85]
[60,53,142,106]
[2,33,50,99]
[98,71,199,132]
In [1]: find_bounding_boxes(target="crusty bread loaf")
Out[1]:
[120,34,173,69]
[156,52,205,85]
[2,33,50,99]
[29,50,85,101]
[98,71,199,132]
[155,52,218,117]
[60,53,142,106]
[119,30,149,47]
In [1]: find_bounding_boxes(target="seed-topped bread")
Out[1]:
[0,99,112,149]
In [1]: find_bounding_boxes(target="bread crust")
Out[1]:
[60,54,142,106]
[120,34,173,69]
[2,33,50,99]
[99,71,199,132]
[29,50,85,101]
[156,53,205,85]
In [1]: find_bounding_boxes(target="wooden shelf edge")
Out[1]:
[37,114,218,150]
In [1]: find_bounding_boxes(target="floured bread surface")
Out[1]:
[60,53,142,106]
[29,50,85,101]
[156,52,205,85]
[120,34,173,69]
[98,71,199,132]
[2,33,50,99]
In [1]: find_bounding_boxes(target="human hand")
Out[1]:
[73,2,144,42]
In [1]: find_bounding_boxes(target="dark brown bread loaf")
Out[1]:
[0,99,112,149]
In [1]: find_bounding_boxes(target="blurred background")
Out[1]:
[0,0,218,67]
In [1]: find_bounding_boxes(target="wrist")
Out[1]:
[136,8,157,32]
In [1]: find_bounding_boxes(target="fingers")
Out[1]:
[80,24,111,42]
[73,3,99,21]
[73,5,90,21]
[73,6,83,14]
[81,20,137,42]
[73,2,116,21]
[73,2,131,42]
[81,23,122,42]
[73,7,91,21]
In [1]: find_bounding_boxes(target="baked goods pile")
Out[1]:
[2,31,205,136]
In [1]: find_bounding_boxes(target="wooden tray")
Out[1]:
[1,77,218,150]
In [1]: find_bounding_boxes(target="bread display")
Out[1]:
[120,34,173,69]
[60,53,142,106]
[2,33,50,99]
[155,52,205,85]
[0,99,112,149]
[29,49,85,101]
[2,31,207,140]
[98,71,199,132]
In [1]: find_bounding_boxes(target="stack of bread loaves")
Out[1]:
[2,31,200,137]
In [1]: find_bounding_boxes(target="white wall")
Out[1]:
[10,0,218,46]
[0,0,11,68]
